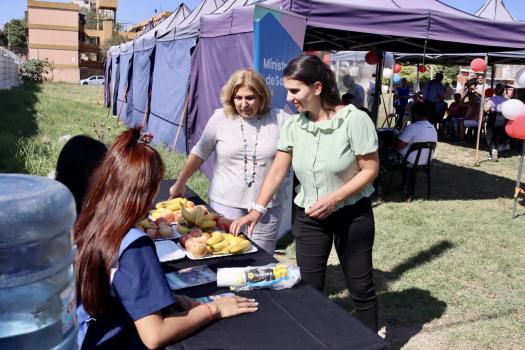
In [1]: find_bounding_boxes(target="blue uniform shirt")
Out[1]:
[78,229,176,349]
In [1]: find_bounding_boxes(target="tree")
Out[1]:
[100,34,129,56]
[19,59,54,83]
[0,30,7,47]
[3,18,27,53]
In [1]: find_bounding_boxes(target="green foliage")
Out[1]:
[100,34,130,56]
[19,59,54,83]
[0,30,7,46]
[3,18,27,51]
[393,64,460,89]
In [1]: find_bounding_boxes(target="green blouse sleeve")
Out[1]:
[347,110,378,156]
[277,114,298,153]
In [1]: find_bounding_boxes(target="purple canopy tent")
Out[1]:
[186,0,525,176]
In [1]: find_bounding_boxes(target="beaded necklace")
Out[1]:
[239,116,261,187]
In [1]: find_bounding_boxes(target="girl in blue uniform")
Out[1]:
[74,128,258,349]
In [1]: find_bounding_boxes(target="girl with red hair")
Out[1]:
[75,128,257,349]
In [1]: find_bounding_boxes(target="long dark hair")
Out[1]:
[283,55,341,111]
[75,128,165,316]
[55,135,107,215]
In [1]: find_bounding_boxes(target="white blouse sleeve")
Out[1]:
[190,109,222,161]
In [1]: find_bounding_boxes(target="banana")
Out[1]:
[203,213,219,221]
[212,240,230,251]
[230,240,251,254]
[176,216,189,227]
[166,202,182,211]
[212,247,231,255]
[206,232,223,245]
[137,219,156,229]
[199,220,216,229]
[176,225,192,234]
[228,236,243,247]
[194,206,205,227]
[181,206,196,225]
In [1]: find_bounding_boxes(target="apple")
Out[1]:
[146,228,160,239]
[217,217,233,232]
[195,232,211,243]
[186,240,208,258]
[158,223,173,238]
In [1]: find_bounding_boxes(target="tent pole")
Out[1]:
[490,63,495,89]
[387,53,395,115]
[371,51,384,126]
[474,54,489,166]
[173,94,190,151]
[512,140,525,219]
[416,64,420,92]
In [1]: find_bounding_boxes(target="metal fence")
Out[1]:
[0,47,22,90]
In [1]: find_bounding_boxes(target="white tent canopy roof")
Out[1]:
[475,0,517,22]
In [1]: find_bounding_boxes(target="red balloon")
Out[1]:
[505,116,525,140]
[393,63,401,73]
[484,88,494,97]
[322,54,330,65]
[471,58,487,72]
[365,51,378,65]
[418,65,427,73]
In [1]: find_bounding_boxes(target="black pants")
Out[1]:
[292,197,378,331]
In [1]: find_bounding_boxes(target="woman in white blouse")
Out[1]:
[169,69,287,254]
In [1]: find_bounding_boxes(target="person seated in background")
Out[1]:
[453,92,481,143]
[444,93,465,140]
[342,92,354,105]
[55,135,107,216]
[485,84,510,152]
[401,91,424,127]
[75,128,257,349]
[394,102,437,165]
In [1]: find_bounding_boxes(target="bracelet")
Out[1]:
[250,202,267,215]
[204,303,214,321]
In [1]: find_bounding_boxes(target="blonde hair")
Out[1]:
[220,69,271,117]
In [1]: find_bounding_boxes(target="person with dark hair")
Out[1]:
[394,102,437,165]
[55,135,107,215]
[422,72,446,126]
[485,84,510,153]
[230,54,380,331]
[341,92,354,105]
[75,128,258,349]
[393,78,410,129]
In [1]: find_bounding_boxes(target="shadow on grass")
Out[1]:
[0,82,41,172]
[379,159,517,202]
[326,240,453,349]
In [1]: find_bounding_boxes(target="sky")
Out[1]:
[1,0,524,29]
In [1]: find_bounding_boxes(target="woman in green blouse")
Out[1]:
[231,55,379,331]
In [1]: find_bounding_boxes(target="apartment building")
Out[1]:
[27,1,82,81]
[27,0,136,82]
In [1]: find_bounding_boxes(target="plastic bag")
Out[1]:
[217,263,301,291]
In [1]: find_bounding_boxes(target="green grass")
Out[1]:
[0,82,210,199]
[2,82,525,349]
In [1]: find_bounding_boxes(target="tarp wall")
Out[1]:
[116,43,134,124]
[130,36,156,128]
[147,37,196,150]
[187,17,254,175]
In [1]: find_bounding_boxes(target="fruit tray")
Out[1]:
[176,242,258,260]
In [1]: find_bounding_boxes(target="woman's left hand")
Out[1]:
[305,194,340,220]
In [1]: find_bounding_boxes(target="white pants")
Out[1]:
[209,200,282,255]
